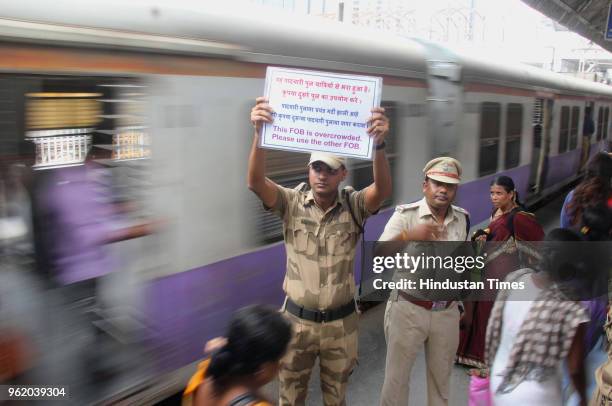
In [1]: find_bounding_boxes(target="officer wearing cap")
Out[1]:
[248,96,392,405]
[378,157,470,406]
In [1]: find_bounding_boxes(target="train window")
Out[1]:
[254,149,309,244]
[597,106,604,141]
[478,102,501,176]
[351,101,397,208]
[532,98,544,125]
[602,106,610,140]
[504,103,522,169]
[569,106,579,150]
[558,106,570,153]
[603,107,610,139]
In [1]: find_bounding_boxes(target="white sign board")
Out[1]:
[260,67,382,160]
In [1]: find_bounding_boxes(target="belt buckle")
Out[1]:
[431,301,447,311]
[319,310,328,323]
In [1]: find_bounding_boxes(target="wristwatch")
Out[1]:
[375,141,386,150]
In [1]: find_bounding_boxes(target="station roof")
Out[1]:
[521,0,612,53]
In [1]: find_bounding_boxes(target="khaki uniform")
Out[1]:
[379,198,469,406]
[267,182,371,406]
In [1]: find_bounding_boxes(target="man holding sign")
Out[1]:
[248,95,391,406]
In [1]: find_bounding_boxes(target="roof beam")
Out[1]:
[575,0,594,14]
[522,0,612,53]
[546,0,599,34]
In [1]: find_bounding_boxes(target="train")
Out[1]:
[0,1,611,402]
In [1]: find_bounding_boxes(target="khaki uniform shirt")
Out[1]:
[267,183,371,310]
[379,197,469,300]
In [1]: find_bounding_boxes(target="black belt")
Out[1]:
[397,291,453,311]
[286,298,355,323]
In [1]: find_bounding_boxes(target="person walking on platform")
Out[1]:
[592,309,612,406]
[247,97,392,406]
[562,205,612,406]
[579,106,595,170]
[560,151,612,229]
[183,305,292,406]
[457,175,544,371]
[378,157,470,406]
[30,144,157,376]
[486,229,590,406]
[559,152,612,406]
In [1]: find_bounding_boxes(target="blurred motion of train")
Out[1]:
[0,0,611,402]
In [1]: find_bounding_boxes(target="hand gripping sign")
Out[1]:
[260,67,382,160]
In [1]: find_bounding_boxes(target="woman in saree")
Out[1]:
[457,175,544,371]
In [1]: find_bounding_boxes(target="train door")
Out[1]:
[527,97,553,198]
[579,101,595,170]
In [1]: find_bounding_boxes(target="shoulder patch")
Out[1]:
[396,202,420,212]
[293,182,309,192]
[341,185,357,197]
[452,205,470,216]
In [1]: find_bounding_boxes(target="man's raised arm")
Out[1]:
[364,107,392,213]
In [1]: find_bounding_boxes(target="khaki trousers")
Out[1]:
[279,310,358,406]
[380,299,460,406]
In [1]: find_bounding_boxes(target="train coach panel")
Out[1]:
[350,85,428,207]
[594,103,611,145]
[459,90,533,223]
[146,75,261,275]
[587,103,611,162]
[461,91,532,179]
[543,99,582,192]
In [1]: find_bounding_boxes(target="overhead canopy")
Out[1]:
[522,0,612,53]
